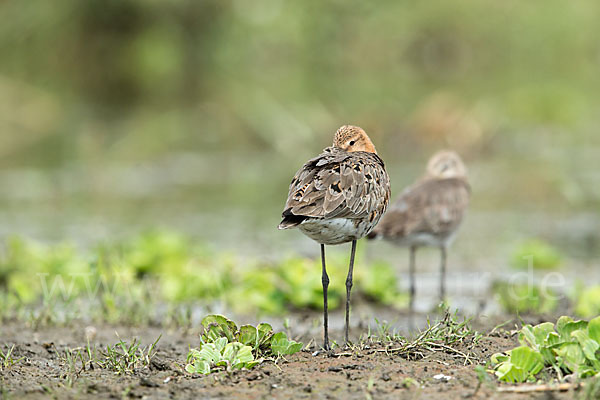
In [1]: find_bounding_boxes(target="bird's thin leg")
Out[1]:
[409,246,417,313]
[440,245,447,304]
[321,244,330,351]
[344,240,357,345]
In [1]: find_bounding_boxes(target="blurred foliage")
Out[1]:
[511,239,563,270]
[0,230,405,323]
[492,281,558,314]
[1,0,600,167]
[574,286,600,318]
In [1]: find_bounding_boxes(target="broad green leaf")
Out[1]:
[555,343,586,372]
[588,317,600,343]
[257,323,274,349]
[556,316,587,341]
[533,322,555,345]
[187,360,211,374]
[509,346,544,377]
[286,341,303,354]
[270,332,303,356]
[571,330,599,361]
[578,365,597,379]
[198,343,222,363]
[214,337,228,354]
[201,314,238,342]
[491,352,509,364]
[270,332,289,355]
[495,362,528,383]
[546,332,561,346]
[238,325,258,348]
[223,342,254,367]
[519,325,537,348]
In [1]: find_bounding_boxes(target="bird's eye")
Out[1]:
[349,140,356,146]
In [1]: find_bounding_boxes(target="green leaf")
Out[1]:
[556,316,587,340]
[257,322,274,348]
[238,325,258,348]
[491,352,509,365]
[201,314,238,342]
[495,362,527,383]
[510,346,544,376]
[198,343,221,363]
[214,337,228,354]
[571,330,599,362]
[555,342,586,372]
[546,332,561,346]
[223,342,254,368]
[588,317,600,343]
[193,360,211,374]
[493,346,544,383]
[270,332,303,356]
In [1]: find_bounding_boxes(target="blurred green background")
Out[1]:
[1,0,599,264]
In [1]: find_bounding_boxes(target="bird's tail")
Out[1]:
[278,209,306,230]
[366,230,380,240]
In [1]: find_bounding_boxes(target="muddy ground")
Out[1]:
[0,314,581,400]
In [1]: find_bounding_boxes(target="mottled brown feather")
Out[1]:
[372,177,470,241]
[279,147,390,227]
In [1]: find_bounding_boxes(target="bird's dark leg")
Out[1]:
[344,240,357,345]
[320,244,330,351]
[409,246,417,313]
[440,245,447,304]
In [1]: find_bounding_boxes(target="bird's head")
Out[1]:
[333,125,377,154]
[425,150,467,179]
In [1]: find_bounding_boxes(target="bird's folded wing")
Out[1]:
[375,177,470,238]
[282,147,390,221]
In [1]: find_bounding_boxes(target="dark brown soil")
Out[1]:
[0,320,577,399]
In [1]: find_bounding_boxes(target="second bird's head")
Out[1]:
[333,125,377,154]
[425,150,467,179]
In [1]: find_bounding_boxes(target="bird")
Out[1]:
[368,150,470,312]
[278,125,391,350]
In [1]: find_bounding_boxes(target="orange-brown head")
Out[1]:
[333,125,377,154]
[425,150,467,179]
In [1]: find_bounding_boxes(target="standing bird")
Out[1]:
[279,125,391,350]
[368,150,470,311]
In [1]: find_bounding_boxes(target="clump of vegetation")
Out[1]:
[511,239,562,270]
[98,335,161,375]
[492,281,559,314]
[0,345,24,372]
[363,310,482,365]
[490,316,600,383]
[185,315,303,375]
[0,232,406,325]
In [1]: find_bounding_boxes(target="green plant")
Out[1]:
[490,316,600,383]
[511,239,562,270]
[59,347,91,387]
[97,335,161,375]
[492,281,558,314]
[185,338,258,375]
[363,310,481,365]
[185,315,303,375]
[0,345,25,371]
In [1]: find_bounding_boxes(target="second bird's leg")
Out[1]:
[321,244,330,351]
[344,240,357,345]
[439,245,447,304]
[409,246,417,313]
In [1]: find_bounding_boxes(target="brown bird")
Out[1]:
[279,125,391,350]
[368,150,470,311]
